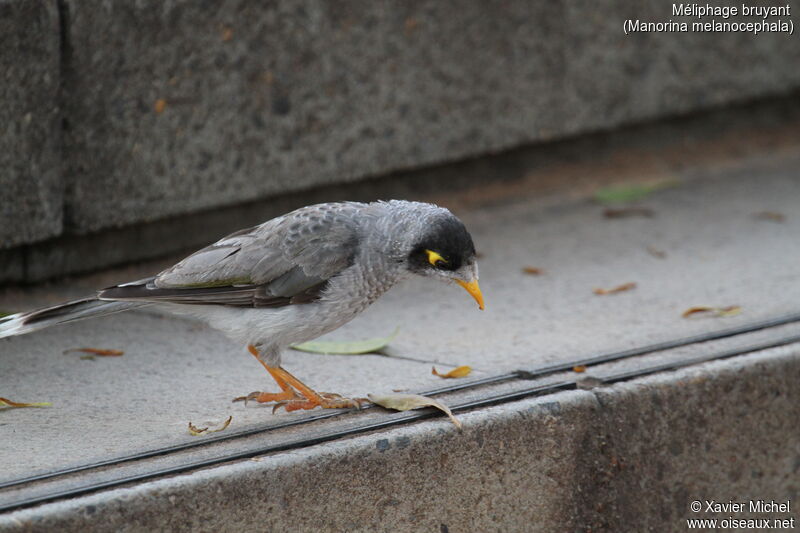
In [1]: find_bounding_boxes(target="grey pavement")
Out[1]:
[1,146,800,529]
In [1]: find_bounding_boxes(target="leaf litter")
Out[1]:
[593,282,637,295]
[0,397,51,409]
[593,180,678,205]
[188,415,233,436]
[431,366,472,379]
[368,393,462,430]
[753,211,785,223]
[682,306,741,319]
[603,207,655,218]
[646,246,667,259]
[291,328,399,355]
[63,347,124,357]
[521,266,544,275]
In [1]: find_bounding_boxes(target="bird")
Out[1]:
[0,200,483,412]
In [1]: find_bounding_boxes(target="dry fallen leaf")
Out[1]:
[521,266,544,275]
[576,377,605,390]
[368,393,462,430]
[593,282,637,295]
[188,415,233,436]
[682,306,742,319]
[754,211,785,223]
[0,397,51,409]
[572,365,587,373]
[221,27,233,42]
[63,348,124,356]
[603,207,655,219]
[431,366,472,379]
[154,98,167,114]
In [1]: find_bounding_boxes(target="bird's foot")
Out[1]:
[272,392,368,413]
[238,349,368,413]
[233,388,367,413]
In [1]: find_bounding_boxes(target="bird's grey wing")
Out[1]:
[99,203,365,307]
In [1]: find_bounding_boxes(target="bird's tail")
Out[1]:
[0,297,146,339]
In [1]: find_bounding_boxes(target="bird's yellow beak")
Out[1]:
[456,279,484,310]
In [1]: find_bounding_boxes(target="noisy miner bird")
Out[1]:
[0,200,483,412]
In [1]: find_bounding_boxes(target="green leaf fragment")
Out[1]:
[594,180,679,205]
[291,327,399,355]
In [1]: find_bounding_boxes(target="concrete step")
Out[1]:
[2,142,800,531]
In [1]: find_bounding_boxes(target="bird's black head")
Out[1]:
[408,215,476,274]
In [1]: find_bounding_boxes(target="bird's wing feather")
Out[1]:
[99,203,365,307]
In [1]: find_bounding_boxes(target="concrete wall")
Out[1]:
[0,0,61,248]
[2,0,800,279]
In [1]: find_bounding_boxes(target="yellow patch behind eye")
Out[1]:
[425,249,448,267]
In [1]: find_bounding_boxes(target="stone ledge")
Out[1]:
[2,346,797,532]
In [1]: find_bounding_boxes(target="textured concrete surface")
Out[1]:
[59,0,800,234]
[1,148,799,507]
[0,0,61,247]
[5,93,800,284]
[1,346,798,532]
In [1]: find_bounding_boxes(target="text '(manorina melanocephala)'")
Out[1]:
[0,201,483,411]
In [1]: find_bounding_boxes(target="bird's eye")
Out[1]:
[425,249,448,268]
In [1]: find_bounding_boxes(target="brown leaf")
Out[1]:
[572,365,587,373]
[521,266,544,275]
[368,393,462,430]
[0,397,51,409]
[754,211,785,223]
[603,207,655,219]
[593,282,637,295]
[154,98,167,114]
[404,17,419,35]
[63,347,124,356]
[188,415,232,436]
[431,365,472,379]
[221,27,233,42]
[682,306,741,319]
[576,377,605,390]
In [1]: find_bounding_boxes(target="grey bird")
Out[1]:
[0,200,484,411]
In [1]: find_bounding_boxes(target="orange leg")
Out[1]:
[232,345,366,412]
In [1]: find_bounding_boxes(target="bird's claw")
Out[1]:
[271,393,369,413]
[234,389,368,412]
[232,390,299,405]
